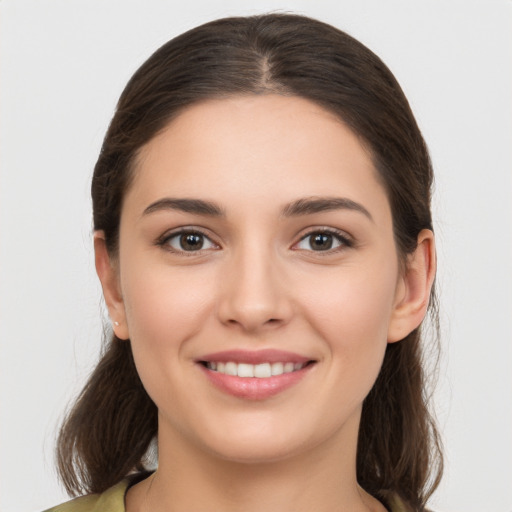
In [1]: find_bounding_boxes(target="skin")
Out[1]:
[95,95,435,512]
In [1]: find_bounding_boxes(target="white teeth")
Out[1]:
[207,361,306,378]
[237,363,254,378]
[225,362,237,376]
[254,363,271,378]
[271,362,284,375]
[284,362,295,373]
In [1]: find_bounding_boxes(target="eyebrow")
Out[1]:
[281,196,373,221]
[142,198,225,217]
[142,195,372,221]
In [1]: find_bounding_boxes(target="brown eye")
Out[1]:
[295,230,352,252]
[179,233,204,250]
[309,233,333,251]
[163,231,217,252]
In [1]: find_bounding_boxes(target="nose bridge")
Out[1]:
[217,236,290,331]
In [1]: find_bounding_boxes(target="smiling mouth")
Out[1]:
[200,361,315,378]
[197,351,316,399]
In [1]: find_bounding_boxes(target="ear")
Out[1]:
[387,229,436,343]
[94,231,130,340]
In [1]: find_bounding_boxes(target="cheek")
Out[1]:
[298,264,398,390]
[120,261,215,373]
[303,266,397,339]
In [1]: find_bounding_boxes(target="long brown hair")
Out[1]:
[57,13,443,510]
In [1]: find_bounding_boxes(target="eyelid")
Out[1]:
[156,226,220,253]
[292,227,354,252]
[155,225,353,255]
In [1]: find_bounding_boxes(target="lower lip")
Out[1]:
[199,364,314,400]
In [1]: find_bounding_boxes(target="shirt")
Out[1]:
[44,478,410,512]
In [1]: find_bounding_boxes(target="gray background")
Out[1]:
[1,1,511,511]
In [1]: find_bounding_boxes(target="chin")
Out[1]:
[206,437,308,465]
[191,413,344,466]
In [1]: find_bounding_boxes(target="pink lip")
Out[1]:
[196,349,316,400]
[197,349,311,365]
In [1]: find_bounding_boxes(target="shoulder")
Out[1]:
[386,494,438,512]
[43,479,130,512]
[386,494,413,512]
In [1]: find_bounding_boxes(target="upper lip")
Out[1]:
[197,349,313,365]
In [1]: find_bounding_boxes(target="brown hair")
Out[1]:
[57,13,443,510]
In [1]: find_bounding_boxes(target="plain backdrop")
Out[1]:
[1,1,511,511]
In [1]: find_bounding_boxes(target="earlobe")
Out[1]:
[94,231,130,340]
[387,229,436,343]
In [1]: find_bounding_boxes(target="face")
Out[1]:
[103,95,418,464]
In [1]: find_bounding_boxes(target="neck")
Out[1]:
[127,411,385,512]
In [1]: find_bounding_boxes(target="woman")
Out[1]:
[48,13,442,512]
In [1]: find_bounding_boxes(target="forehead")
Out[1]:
[127,94,390,220]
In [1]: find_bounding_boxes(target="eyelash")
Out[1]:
[293,228,354,254]
[156,228,219,256]
[156,227,354,255]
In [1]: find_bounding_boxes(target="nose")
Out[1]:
[216,244,293,333]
